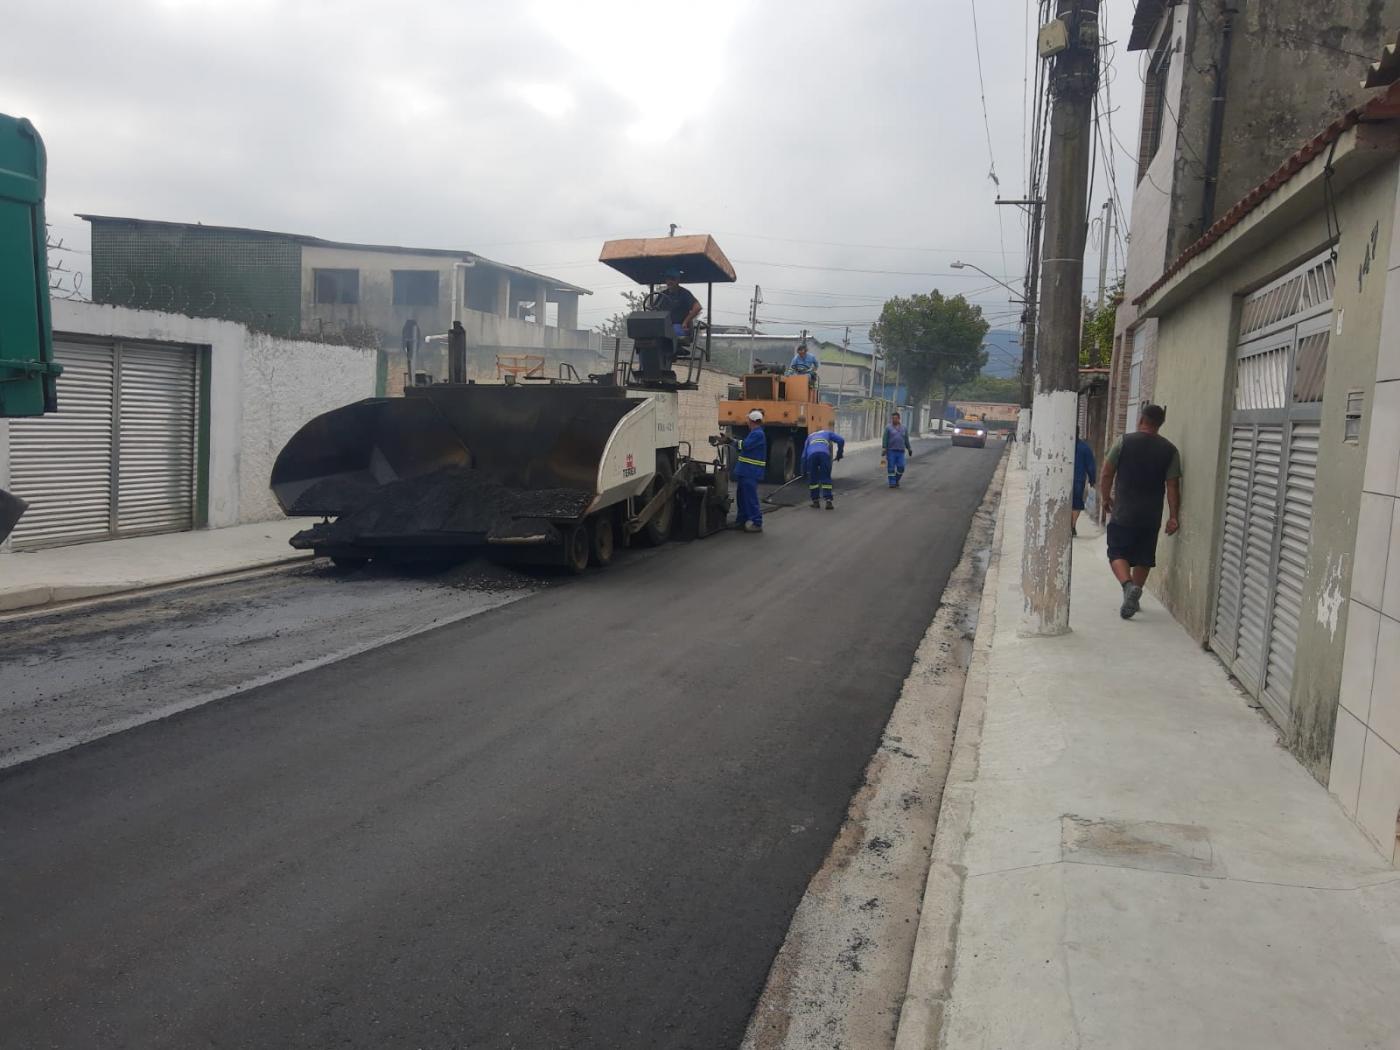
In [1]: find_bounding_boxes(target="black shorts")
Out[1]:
[1106,522,1159,568]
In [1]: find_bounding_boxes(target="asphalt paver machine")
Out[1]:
[269,236,738,572]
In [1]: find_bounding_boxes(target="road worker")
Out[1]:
[881,411,913,488]
[785,343,819,387]
[802,426,845,510]
[732,409,767,533]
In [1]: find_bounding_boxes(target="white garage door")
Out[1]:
[1210,253,1333,732]
[7,339,198,550]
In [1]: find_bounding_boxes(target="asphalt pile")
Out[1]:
[306,466,593,543]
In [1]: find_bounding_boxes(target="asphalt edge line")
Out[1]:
[739,449,1006,1050]
[0,590,526,773]
[891,452,1010,1050]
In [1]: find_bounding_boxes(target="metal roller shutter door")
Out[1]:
[116,344,197,535]
[6,339,197,549]
[1209,251,1333,731]
[1234,425,1283,700]
[1263,421,1320,718]
[7,342,116,548]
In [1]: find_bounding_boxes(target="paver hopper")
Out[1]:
[272,382,728,571]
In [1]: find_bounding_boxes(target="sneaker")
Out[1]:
[825,501,835,510]
[743,521,762,533]
[1071,523,1078,537]
[1120,582,1143,619]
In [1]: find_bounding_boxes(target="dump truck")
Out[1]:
[0,114,63,544]
[718,365,835,483]
[269,235,738,572]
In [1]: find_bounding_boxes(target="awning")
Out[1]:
[598,234,737,285]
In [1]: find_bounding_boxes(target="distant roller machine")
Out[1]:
[269,235,739,572]
[717,366,835,484]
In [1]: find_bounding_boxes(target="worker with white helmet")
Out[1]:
[731,409,767,533]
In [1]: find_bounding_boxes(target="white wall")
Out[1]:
[237,332,379,522]
[33,301,375,530]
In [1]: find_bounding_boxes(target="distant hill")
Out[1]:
[980,328,1021,378]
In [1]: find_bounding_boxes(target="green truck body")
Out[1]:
[1,113,61,542]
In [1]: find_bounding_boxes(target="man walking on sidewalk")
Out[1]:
[882,412,913,488]
[801,426,845,509]
[1100,404,1182,619]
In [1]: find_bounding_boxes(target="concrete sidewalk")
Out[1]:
[0,521,311,613]
[899,465,1400,1049]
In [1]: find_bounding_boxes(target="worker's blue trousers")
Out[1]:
[736,476,762,527]
[887,449,906,487]
[806,453,834,502]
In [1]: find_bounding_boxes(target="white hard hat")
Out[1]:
[747,409,764,422]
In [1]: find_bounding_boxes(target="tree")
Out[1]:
[870,290,990,429]
[1079,278,1123,368]
[953,373,1021,403]
[595,290,646,337]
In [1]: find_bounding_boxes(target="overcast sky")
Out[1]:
[6,0,1141,359]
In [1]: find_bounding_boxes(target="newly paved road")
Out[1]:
[0,440,1001,1050]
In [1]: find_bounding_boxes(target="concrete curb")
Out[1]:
[892,454,1010,1050]
[0,553,314,616]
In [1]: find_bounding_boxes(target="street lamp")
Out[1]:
[949,260,1025,301]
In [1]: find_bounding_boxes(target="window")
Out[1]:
[1345,390,1364,444]
[1137,32,1172,181]
[314,268,359,305]
[392,270,440,307]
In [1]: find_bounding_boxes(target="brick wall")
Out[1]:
[677,366,739,454]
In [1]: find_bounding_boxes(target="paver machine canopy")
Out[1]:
[598,234,736,389]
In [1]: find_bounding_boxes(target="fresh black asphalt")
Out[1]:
[0,440,1001,1050]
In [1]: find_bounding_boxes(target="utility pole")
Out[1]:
[1095,200,1113,308]
[835,326,849,413]
[747,284,762,372]
[1022,0,1099,637]
[1019,201,1043,464]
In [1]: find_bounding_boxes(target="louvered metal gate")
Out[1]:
[1210,254,1333,730]
[7,339,198,549]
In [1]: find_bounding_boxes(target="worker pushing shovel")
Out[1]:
[881,411,913,488]
[801,426,845,509]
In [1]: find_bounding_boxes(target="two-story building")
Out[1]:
[82,215,597,389]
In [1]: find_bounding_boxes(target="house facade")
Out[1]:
[1130,77,1400,864]
[1109,1,1400,447]
[82,216,593,389]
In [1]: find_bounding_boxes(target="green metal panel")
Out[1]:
[89,221,302,335]
[0,114,61,418]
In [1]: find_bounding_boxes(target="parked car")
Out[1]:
[951,418,987,448]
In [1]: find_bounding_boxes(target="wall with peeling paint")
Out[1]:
[1147,158,1397,781]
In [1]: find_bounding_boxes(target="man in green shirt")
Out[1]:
[1099,404,1182,619]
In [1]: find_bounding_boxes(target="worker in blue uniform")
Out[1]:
[882,411,913,488]
[731,409,767,533]
[786,343,819,384]
[802,427,845,510]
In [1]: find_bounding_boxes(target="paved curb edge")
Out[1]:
[0,553,314,616]
[892,453,1010,1050]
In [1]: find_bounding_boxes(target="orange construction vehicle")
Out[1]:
[718,365,835,483]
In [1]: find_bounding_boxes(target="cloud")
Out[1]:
[3,0,1142,345]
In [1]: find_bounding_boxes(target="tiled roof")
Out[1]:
[1133,79,1400,307]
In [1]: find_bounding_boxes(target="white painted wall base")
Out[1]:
[1021,388,1077,636]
